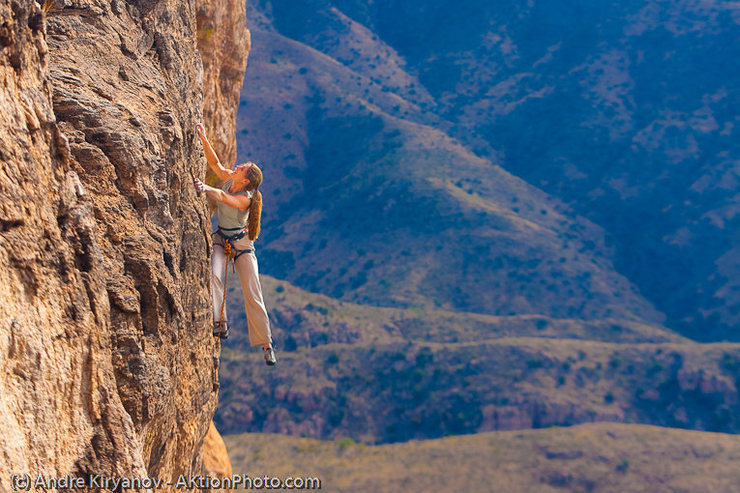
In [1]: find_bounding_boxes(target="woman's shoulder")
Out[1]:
[233,186,252,197]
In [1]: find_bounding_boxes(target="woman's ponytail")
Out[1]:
[243,162,263,241]
[247,189,262,241]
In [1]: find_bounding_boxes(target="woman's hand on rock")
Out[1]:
[193,177,207,193]
[196,123,206,140]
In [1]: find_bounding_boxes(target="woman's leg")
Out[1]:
[234,251,272,347]
[211,242,229,326]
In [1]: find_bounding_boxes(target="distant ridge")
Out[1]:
[225,422,740,492]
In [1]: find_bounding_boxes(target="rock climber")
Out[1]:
[193,123,276,366]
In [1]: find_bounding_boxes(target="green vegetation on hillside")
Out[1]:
[217,275,740,443]
[218,339,740,442]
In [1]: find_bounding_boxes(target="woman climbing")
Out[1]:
[193,123,277,366]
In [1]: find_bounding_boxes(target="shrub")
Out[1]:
[283,336,297,352]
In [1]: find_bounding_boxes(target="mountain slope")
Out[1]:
[229,276,685,349]
[216,276,739,443]
[236,28,664,325]
[252,0,740,340]
[219,338,740,442]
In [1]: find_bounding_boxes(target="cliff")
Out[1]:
[0,0,247,485]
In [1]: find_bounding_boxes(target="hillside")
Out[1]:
[219,338,740,443]
[245,0,740,341]
[211,1,740,447]
[216,276,740,443]
[225,423,740,492]
[235,27,664,325]
[231,276,686,349]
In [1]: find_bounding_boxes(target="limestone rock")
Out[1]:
[1,0,245,484]
[197,0,250,170]
[203,421,233,492]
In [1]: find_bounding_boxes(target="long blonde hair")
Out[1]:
[245,163,263,241]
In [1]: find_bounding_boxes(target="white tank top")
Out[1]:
[216,179,252,232]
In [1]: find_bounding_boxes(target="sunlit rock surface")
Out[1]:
[0,0,246,482]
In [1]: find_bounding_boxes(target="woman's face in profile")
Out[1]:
[236,163,252,183]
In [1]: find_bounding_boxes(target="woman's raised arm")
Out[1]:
[197,123,231,182]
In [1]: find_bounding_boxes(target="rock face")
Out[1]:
[202,422,233,481]
[1,0,247,483]
[197,0,250,170]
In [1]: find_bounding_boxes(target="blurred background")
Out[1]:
[218,0,740,489]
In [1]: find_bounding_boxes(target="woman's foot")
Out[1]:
[263,346,277,366]
[213,322,229,339]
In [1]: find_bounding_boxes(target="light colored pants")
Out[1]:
[211,232,272,347]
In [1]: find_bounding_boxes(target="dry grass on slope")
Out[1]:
[224,275,683,355]
[224,422,740,492]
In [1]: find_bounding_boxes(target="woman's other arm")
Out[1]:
[193,178,251,210]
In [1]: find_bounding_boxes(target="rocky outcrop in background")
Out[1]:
[1,0,247,485]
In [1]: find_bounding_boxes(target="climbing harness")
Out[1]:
[215,227,253,338]
[216,225,246,243]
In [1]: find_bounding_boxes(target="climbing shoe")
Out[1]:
[263,346,277,366]
[213,322,229,339]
